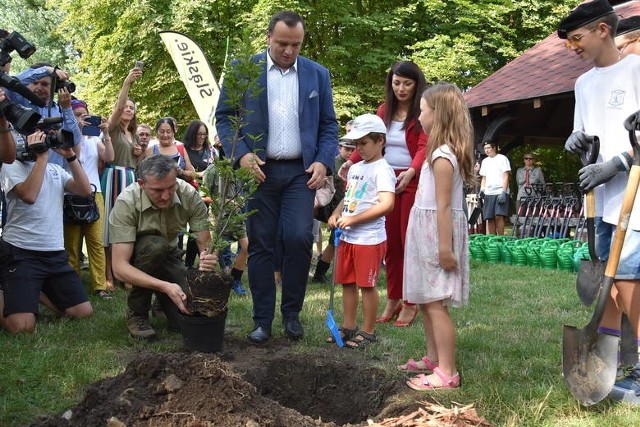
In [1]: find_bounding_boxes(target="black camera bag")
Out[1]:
[63,184,100,225]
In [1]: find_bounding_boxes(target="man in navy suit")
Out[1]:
[215,10,338,343]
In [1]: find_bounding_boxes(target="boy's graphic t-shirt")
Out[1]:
[341,158,396,245]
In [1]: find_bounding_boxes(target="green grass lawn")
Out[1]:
[1,260,640,427]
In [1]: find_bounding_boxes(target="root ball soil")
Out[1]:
[184,269,232,317]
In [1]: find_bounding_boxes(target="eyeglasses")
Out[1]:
[196,133,208,137]
[564,27,598,50]
[524,157,533,160]
[618,37,640,53]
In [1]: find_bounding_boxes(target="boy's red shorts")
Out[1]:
[335,241,386,288]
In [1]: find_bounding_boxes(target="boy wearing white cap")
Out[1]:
[327,113,396,349]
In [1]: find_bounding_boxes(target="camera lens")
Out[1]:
[0,98,41,134]
[44,129,74,149]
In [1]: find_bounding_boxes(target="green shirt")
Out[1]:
[109,179,209,248]
[109,126,139,168]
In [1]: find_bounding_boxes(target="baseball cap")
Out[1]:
[341,113,386,141]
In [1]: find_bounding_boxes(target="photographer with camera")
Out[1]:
[5,63,81,166]
[0,129,93,334]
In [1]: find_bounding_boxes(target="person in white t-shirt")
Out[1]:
[559,1,640,401]
[479,141,511,235]
[0,130,93,333]
[327,114,396,349]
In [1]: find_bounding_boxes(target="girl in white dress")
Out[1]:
[400,82,474,390]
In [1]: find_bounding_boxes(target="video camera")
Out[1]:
[0,96,41,134]
[0,30,46,134]
[15,117,74,162]
[0,31,35,68]
[34,117,74,150]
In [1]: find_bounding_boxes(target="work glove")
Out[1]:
[578,156,627,191]
[497,191,508,205]
[565,131,594,155]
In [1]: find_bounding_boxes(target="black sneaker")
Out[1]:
[311,274,329,284]
[127,310,157,339]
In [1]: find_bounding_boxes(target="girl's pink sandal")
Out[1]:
[397,356,438,373]
[406,367,460,391]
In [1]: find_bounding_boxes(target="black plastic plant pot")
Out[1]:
[178,309,227,353]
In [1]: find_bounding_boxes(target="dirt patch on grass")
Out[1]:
[29,336,488,426]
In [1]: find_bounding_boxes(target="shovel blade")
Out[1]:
[326,310,344,347]
[562,325,618,406]
[576,260,606,306]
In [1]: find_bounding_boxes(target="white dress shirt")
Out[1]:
[266,50,302,160]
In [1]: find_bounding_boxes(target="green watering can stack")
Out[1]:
[485,236,507,264]
[539,239,560,269]
[469,235,587,273]
[573,242,592,273]
[558,240,583,272]
[526,239,544,267]
[508,239,529,266]
[469,234,489,261]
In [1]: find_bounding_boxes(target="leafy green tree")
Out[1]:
[46,0,583,129]
[0,0,73,72]
[409,0,581,88]
[55,0,255,125]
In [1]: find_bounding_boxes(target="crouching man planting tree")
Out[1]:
[109,154,217,339]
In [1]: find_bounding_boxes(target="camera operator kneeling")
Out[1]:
[0,130,93,334]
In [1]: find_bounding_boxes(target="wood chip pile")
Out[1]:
[366,401,492,427]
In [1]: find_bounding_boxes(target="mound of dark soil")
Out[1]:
[29,337,405,427]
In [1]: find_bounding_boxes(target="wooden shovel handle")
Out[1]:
[604,165,640,278]
[606,112,640,277]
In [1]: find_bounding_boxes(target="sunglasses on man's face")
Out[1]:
[564,27,598,50]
